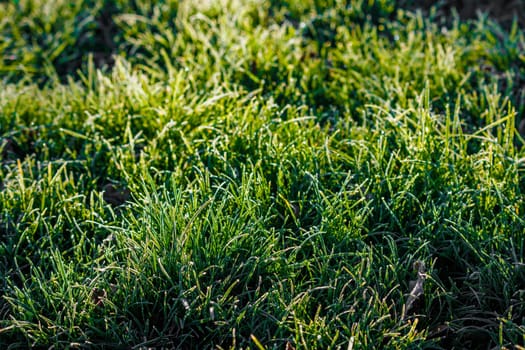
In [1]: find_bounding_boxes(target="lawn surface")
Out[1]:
[1,0,525,349]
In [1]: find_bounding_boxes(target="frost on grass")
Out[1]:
[0,0,524,349]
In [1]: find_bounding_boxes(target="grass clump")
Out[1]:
[1,0,525,349]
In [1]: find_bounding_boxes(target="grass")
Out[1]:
[0,0,524,348]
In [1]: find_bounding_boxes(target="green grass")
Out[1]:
[1,0,525,348]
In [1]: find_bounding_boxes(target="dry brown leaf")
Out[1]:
[402,260,426,320]
[285,341,296,350]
